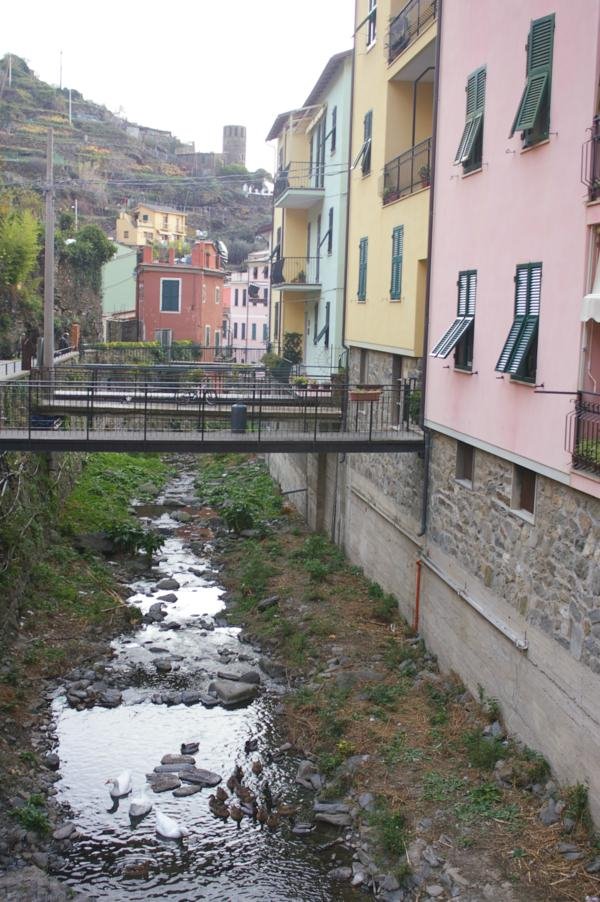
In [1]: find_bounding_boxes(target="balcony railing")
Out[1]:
[382,137,431,204]
[273,162,325,202]
[581,117,600,201]
[566,391,600,475]
[271,257,321,287]
[388,0,438,64]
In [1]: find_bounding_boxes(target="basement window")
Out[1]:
[511,465,536,517]
[455,441,474,486]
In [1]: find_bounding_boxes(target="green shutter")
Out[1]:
[510,14,554,137]
[358,237,368,301]
[431,270,476,358]
[496,264,542,372]
[455,67,485,165]
[390,226,404,299]
[160,279,180,312]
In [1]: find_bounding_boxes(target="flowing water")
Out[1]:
[48,468,360,900]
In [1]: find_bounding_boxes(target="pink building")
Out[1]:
[225,246,270,363]
[424,1,600,816]
[136,241,226,351]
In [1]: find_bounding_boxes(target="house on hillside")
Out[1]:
[136,241,226,351]
[101,242,137,340]
[116,203,187,248]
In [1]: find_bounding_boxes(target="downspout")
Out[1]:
[418,0,443,537]
[413,558,422,633]
[341,3,358,372]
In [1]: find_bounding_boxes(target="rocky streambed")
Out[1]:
[0,464,370,901]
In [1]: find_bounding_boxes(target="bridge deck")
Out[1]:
[0,427,424,454]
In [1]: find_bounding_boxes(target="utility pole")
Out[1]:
[59,50,63,90]
[68,87,72,125]
[43,129,55,371]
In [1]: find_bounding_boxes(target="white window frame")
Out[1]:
[160,277,181,314]
[366,0,377,47]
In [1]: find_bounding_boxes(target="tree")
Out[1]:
[0,210,40,289]
[61,225,115,293]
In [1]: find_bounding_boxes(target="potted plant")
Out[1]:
[383,187,400,205]
[349,383,383,402]
[293,269,306,284]
[419,165,431,188]
[291,375,309,389]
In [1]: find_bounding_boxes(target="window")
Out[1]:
[390,226,404,300]
[215,287,221,305]
[455,67,486,172]
[430,270,477,370]
[205,325,211,346]
[205,252,211,267]
[241,323,246,340]
[456,442,475,485]
[233,322,238,339]
[327,207,333,255]
[330,106,337,154]
[160,279,180,313]
[155,329,172,348]
[263,323,268,341]
[263,265,269,278]
[274,301,280,336]
[123,230,129,239]
[142,214,149,222]
[263,288,269,304]
[495,263,541,381]
[215,330,221,350]
[510,14,555,147]
[222,318,227,335]
[202,284,207,304]
[162,215,168,229]
[366,0,377,46]
[353,111,373,175]
[253,267,258,279]
[251,323,257,340]
[242,289,247,306]
[512,465,536,516]
[234,289,239,306]
[358,237,368,301]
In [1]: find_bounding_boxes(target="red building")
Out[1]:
[136,241,226,349]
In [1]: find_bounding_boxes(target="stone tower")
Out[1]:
[222,125,246,167]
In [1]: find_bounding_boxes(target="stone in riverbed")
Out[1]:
[98,689,122,708]
[259,657,287,680]
[161,754,195,766]
[156,578,180,590]
[154,763,195,773]
[315,812,352,827]
[179,767,222,787]
[146,774,181,793]
[53,823,75,841]
[328,866,353,881]
[198,693,220,708]
[155,660,172,673]
[181,691,201,706]
[157,593,177,603]
[216,670,261,684]
[208,679,258,706]
[144,603,167,624]
[173,785,201,797]
[44,753,60,771]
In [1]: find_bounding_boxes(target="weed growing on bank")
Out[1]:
[196,454,283,533]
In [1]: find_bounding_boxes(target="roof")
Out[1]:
[136,202,186,216]
[266,50,352,141]
[304,49,352,107]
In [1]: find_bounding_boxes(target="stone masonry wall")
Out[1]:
[428,432,600,675]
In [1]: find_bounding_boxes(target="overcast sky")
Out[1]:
[3,0,354,173]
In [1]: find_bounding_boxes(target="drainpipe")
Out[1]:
[411,67,435,151]
[341,7,357,373]
[413,558,422,633]
[418,0,443,538]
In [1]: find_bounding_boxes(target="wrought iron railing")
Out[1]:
[388,0,437,64]
[271,257,321,286]
[273,161,325,202]
[566,391,600,475]
[382,137,432,204]
[581,117,600,201]
[0,379,423,447]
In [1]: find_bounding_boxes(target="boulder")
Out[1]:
[161,754,195,766]
[180,767,222,787]
[156,578,180,590]
[146,774,181,793]
[208,680,258,706]
[157,593,177,603]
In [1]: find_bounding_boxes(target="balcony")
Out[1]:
[388,0,437,65]
[566,392,600,476]
[273,162,325,209]
[382,137,431,204]
[271,256,321,292]
[581,117,600,202]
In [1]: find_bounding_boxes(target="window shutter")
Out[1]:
[390,226,404,299]
[331,106,337,153]
[358,237,368,301]
[455,68,485,164]
[496,264,542,373]
[430,270,476,358]
[362,111,373,174]
[510,15,554,137]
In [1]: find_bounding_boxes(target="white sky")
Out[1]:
[3,0,355,173]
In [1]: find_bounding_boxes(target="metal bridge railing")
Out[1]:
[0,378,422,447]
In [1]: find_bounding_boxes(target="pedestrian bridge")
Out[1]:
[0,373,424,455]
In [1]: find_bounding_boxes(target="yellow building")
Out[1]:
[116,203,187,248]
[345,0,437,381]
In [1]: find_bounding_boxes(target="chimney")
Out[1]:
[142,245,153,264]
[191,242,203,267]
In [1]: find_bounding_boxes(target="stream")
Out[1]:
[47,466,361,900]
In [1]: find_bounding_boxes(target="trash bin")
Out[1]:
[231,403,247,434]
